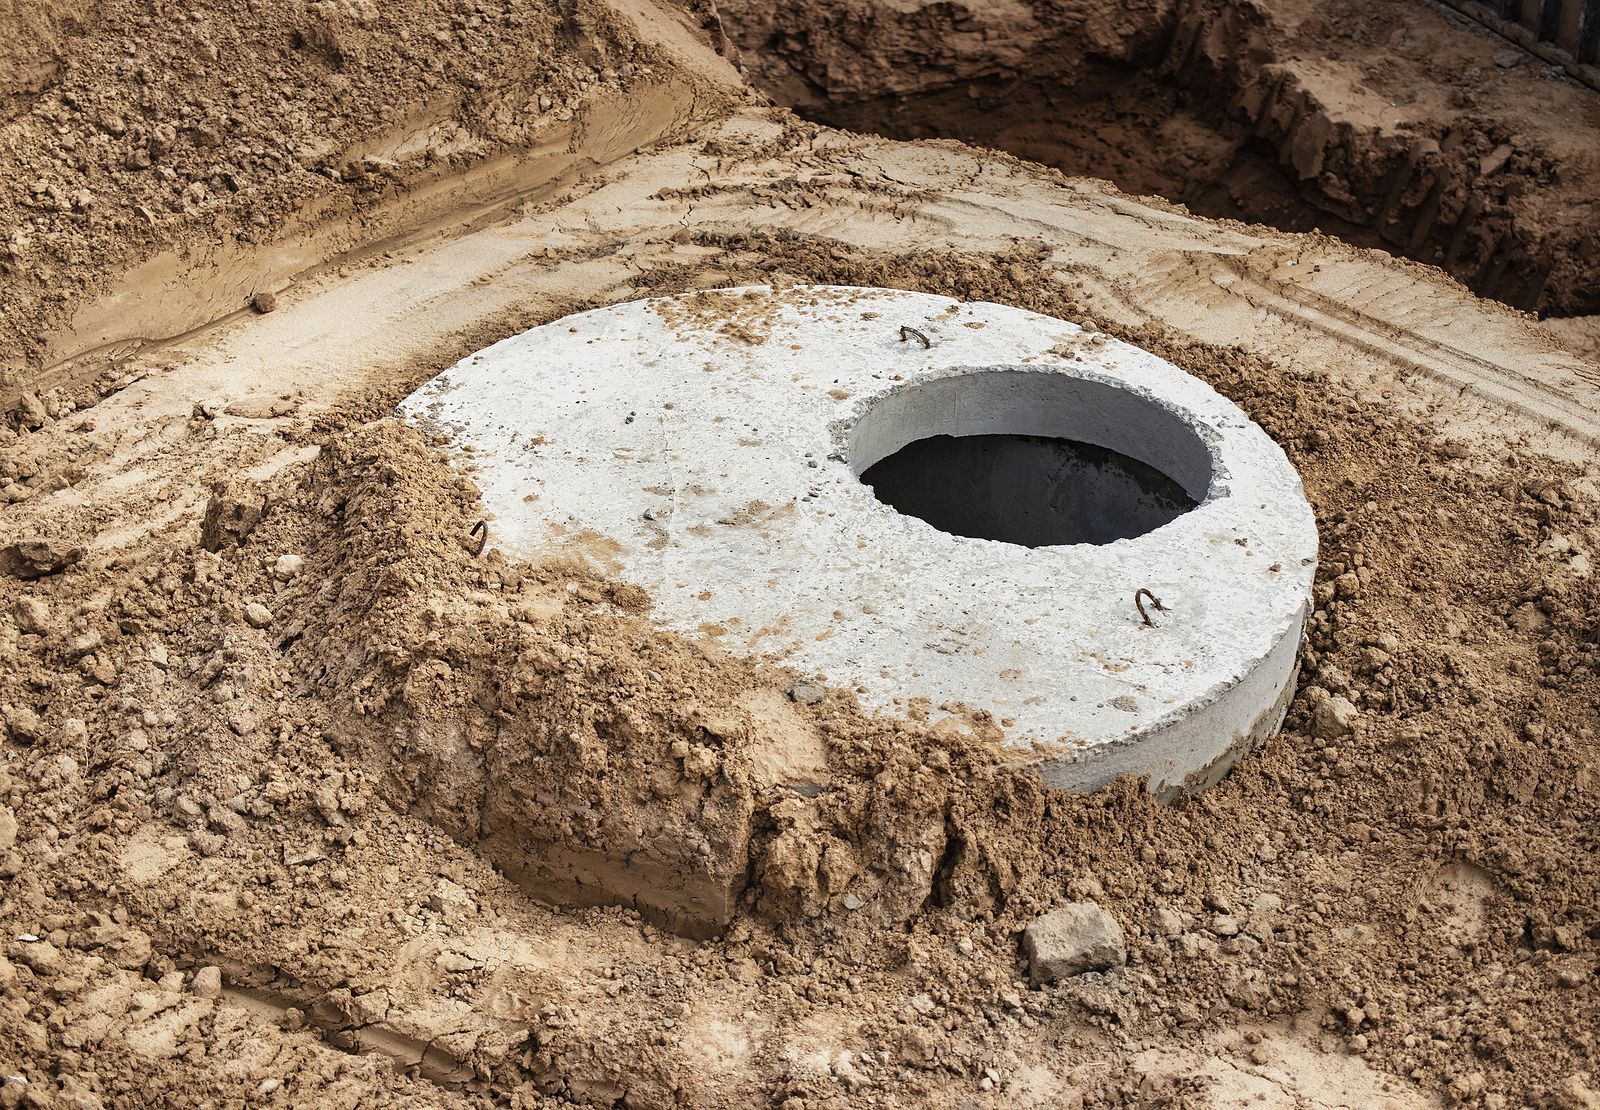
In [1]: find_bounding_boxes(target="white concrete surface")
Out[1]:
[400,286,1318,795]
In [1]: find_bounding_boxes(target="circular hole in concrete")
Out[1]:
[847,369,1213,547]
[861,434,1197,547]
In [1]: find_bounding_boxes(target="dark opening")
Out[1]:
[859,432,1198,548]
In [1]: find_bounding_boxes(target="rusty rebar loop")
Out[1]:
[468,519,488,557]
[898,325,931,349]
[1135,588,1169,627]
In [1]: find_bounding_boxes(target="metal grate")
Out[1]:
[1430,0,1600,90]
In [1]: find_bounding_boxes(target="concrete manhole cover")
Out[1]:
[401,285,1318,796]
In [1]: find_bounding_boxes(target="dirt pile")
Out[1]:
[0,0,734,393]
[277,430,764,938]
[719,0,1600,319]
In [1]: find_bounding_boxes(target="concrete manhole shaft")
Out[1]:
[401,286,1318,796]
[848,369,1209,547]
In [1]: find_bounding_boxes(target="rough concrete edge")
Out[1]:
[1019,604,1311,797]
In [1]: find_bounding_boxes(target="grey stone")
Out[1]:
[788,682,825,705]
[1023,902,1126,983]
[191,965,222,998]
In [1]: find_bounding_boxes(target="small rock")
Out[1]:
[199,482,269,552]
[243,602,273,629]
[189,829,226,857]
[1478,143,1513,177]
[191,965,222,998]
[250,291,278,314]
[13,391,48,429]
[3,705,42,741]
[1310,695,1358,739]
[1317,665,1352,694]
[1150,907,1184,937]
[12,597,48,634]
[0,539,83,579]
[1493,50,1521,67]
[64,630,102,657]
[16,940,63,976]
[311,785,344,827]
[281,844,325,867]
[788,682,825,705]
[0,806,15,850]
[273,554,304,580]
[1560,1073,1600,1110]
[1022,902,1127,984]
[207,804,248,837]
[1555,963,1592,989]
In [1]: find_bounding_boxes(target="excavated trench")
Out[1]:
[718,0,1600,319]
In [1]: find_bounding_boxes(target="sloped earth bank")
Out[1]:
[717,0,1600,325]
[2,8,1600,1110]
[0,0,745,404]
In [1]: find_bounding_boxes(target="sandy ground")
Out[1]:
[3,1,1600,1108]
[719,0,1600,321]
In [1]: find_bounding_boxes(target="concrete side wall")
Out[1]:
[1027,602,1309,797]
[846,368,1215,503]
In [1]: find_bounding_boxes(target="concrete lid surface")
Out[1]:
[400,285,1317,778]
